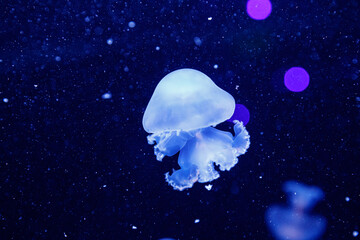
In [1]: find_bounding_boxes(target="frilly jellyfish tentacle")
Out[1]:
[164,122,250,190]
[147,131,194,161]
[165,165,199,191]
[232,120,251,155]
[201,127,239,172]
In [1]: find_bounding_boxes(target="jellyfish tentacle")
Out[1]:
[147,131,194,161]
[197,162,220,183]
[165,164,199,191]
[232,120,250,156]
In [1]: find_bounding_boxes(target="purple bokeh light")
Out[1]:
[284,67,310,92]
[246,0,272,20]
[227,104,250,126]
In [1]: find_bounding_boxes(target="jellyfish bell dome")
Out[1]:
[142,68,235,133]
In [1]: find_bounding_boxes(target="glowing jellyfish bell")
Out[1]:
[283,180,324,211]
[284,67,310,92]
[143,69,235,133]
[246,0,272,20]
[143,69,250,191]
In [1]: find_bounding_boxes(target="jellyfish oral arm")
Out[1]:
[165,164,199,191]
[147,131,194,161]
[232,120,251,155]
[163,121,250,190]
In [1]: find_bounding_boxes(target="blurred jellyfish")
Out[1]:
[143,69,250,190]
[266,181,326,240]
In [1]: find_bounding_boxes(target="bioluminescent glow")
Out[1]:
[246,0,272,20]
[227,104,250,126]
[142,69,250,190]
[128,21,136,28]
[102,92,112,100]
[284,67,310,92]
[266,181,326,240]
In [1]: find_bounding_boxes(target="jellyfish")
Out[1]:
[265,181,326,240]
[142,68,250,190]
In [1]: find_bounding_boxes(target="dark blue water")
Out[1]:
[1,0,359,239]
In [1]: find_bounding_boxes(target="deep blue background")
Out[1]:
[1,0,359,239]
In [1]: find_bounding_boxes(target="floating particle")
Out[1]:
[132,226,137,229]
[84,16,90,22]
[156,46,160,51]
[227,104,250,126]
[352,59,358,64]
[0,59,3,63]
[213,64,218,69]
[3,98,9,103]
[194,219,200,223]
[128,21,136,28]
[284,67,310,92]
[345,197,350,202]
[55,56,61,62]
[353,231,359,237]
[107,38,113,45]
[102,93,112,100]
[246,0,272,20]
[194,37,202,46]
[205,184,213,191]
[124,66,129,72]
[143,69,250,190]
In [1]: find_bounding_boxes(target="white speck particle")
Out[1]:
[107,38,113,45]
[34,84,38,88]
[345,196,350,202]
[205,184,212,191]
[124,66,129,72]
[84,16,90,22]
[155,46,160,51]
[103,185,107,188]
[213,64,218,69]
[194,37,202,46]
[259,176,263,179]
[3,98,8,103]
[353,231,359,237]
[208,17,212,20]
[194,219,200,224]
[55,56,61,62]
[102,93,112,99]
[128,21,136,28]
[132,226,137,229]
[64,232,67,237]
